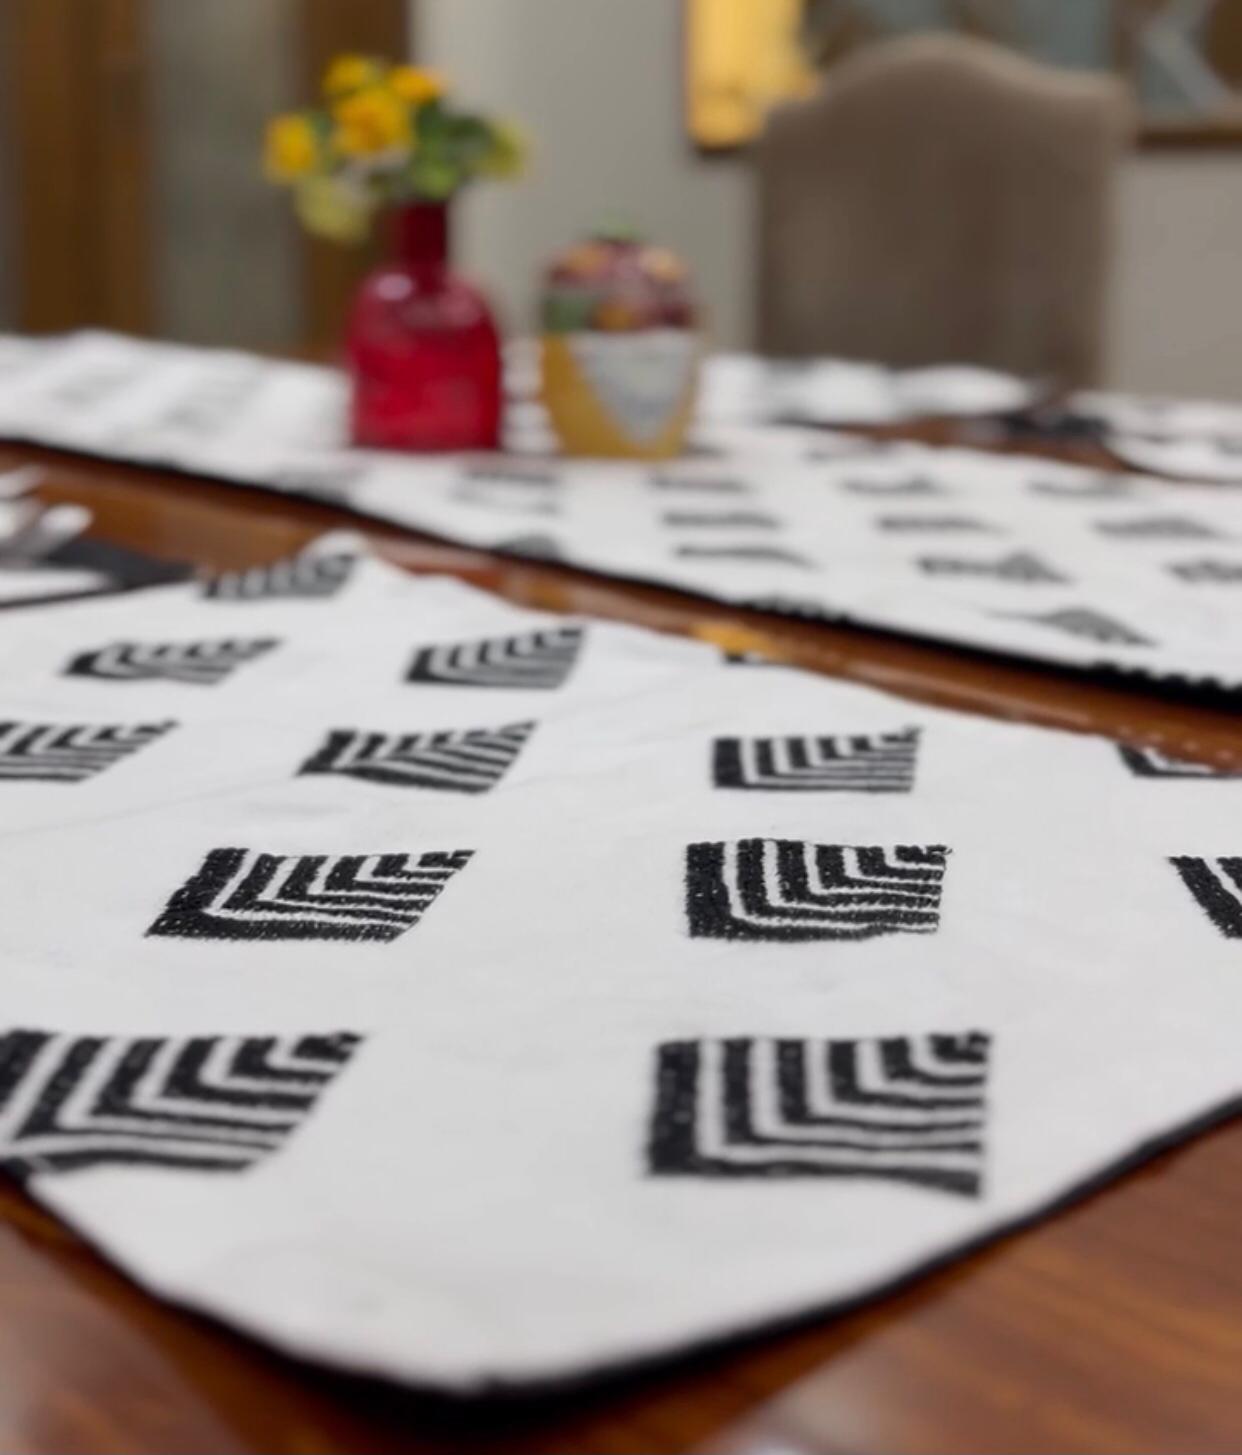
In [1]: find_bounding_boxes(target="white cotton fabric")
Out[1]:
[1,331,1240,692]
[0,537,1239,1391]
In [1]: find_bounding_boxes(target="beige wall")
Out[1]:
[422,0,1242,400]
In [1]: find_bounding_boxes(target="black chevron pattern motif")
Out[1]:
[713,730,919,793]
[686,840,948,941]
[648,471,750,495]
[675,544,814,567]
[452,464,560,516]
[1118,744,1242,778]
[202,552,355,600]
[1168,558,1242,584]
[648,1032,990,1195]
[739,595,841,621]
[63,639,277,686]
[147,847,473,942]
[917,550,1069,584]
[1028,476,1135,501]
[0,719,173,783]
[1170,855,1242,937]
[1094,515,1221,541]
[661,510,780,529]
[406,628,583,690]
[875,514,992,532]
[298,722,534,793]
[999,607,1154,646]
[0,1028,360,1177]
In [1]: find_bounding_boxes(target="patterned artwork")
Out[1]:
[202,553,355,601]
[1168,559,1242,585]
[685,839,948,941]
[147,847,474,943]
[0,720,173,783]
[406,628,583,690]
[662,510,780,529]
[1093,516,1221,541]
[648,1032,990,1196]
[1170,855,1242,938]
[0,1029,361,1177]
[64,639,277,686]
[675,544,813,567]
[917,551,1069,584]
[875,515,992,533]
[1118,745,1242,779]
[1001,608,1154,647]
[713,730,918,792]
[298,723,534,793]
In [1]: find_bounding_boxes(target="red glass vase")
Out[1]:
[346,201,502,452]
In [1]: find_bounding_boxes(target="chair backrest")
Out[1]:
[755,33,1133,387]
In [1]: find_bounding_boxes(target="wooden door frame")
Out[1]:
[2,0,410,344]
[6,0,152,334]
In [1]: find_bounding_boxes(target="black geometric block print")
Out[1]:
[64,639,277,686]
[739,596,841,622]
[1168,558,1242,585]
[686,840,948,942]
[648,471,750,496]
[203,553,355,601]
[0,1028,360,1177]
[1170,856,1242,938]
[299,722,534,793]
[460,461,560,487]
[0,719,173,782]
[406,628,582,690]
[713,730,919,793]
[1118,744,1242,779]
[875,515,992,533]
[452,465,560,517]
[1028,476,1135,501]
[147,847,473,943]
[648,1032,990,1196]
[676,544,814,568]
[1094,516,1222,541]
[917,550,1069,584]
[661,510,780,529]
[1000,607,1154,647]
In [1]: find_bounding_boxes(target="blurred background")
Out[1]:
[1,0,1241,395]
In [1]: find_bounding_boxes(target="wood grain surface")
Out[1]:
[1,434,1240,1454]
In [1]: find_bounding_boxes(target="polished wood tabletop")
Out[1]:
[2,434,1241,1454]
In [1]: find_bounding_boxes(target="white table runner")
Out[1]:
[2,331,1241,696]
[0,536,1239,1390]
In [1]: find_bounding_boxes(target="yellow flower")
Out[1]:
[294,176,372,244]
[264,113,319,181]
[476,120,527,179]
[390,66,447,105]
[323,53,384,99]
[332,85,411,157]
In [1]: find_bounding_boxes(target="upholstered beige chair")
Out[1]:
[756,34,1133,386]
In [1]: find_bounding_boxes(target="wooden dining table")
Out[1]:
[1,425,1240,1454]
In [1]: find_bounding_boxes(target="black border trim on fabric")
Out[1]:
[25,1087,1242,1406]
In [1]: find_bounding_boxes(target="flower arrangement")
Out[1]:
[264,55,526,243]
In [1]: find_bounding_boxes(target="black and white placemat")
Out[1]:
[2,331,1242,695]
[0,533,1239,1391]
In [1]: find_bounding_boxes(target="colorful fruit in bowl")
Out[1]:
[539,233,701,459]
